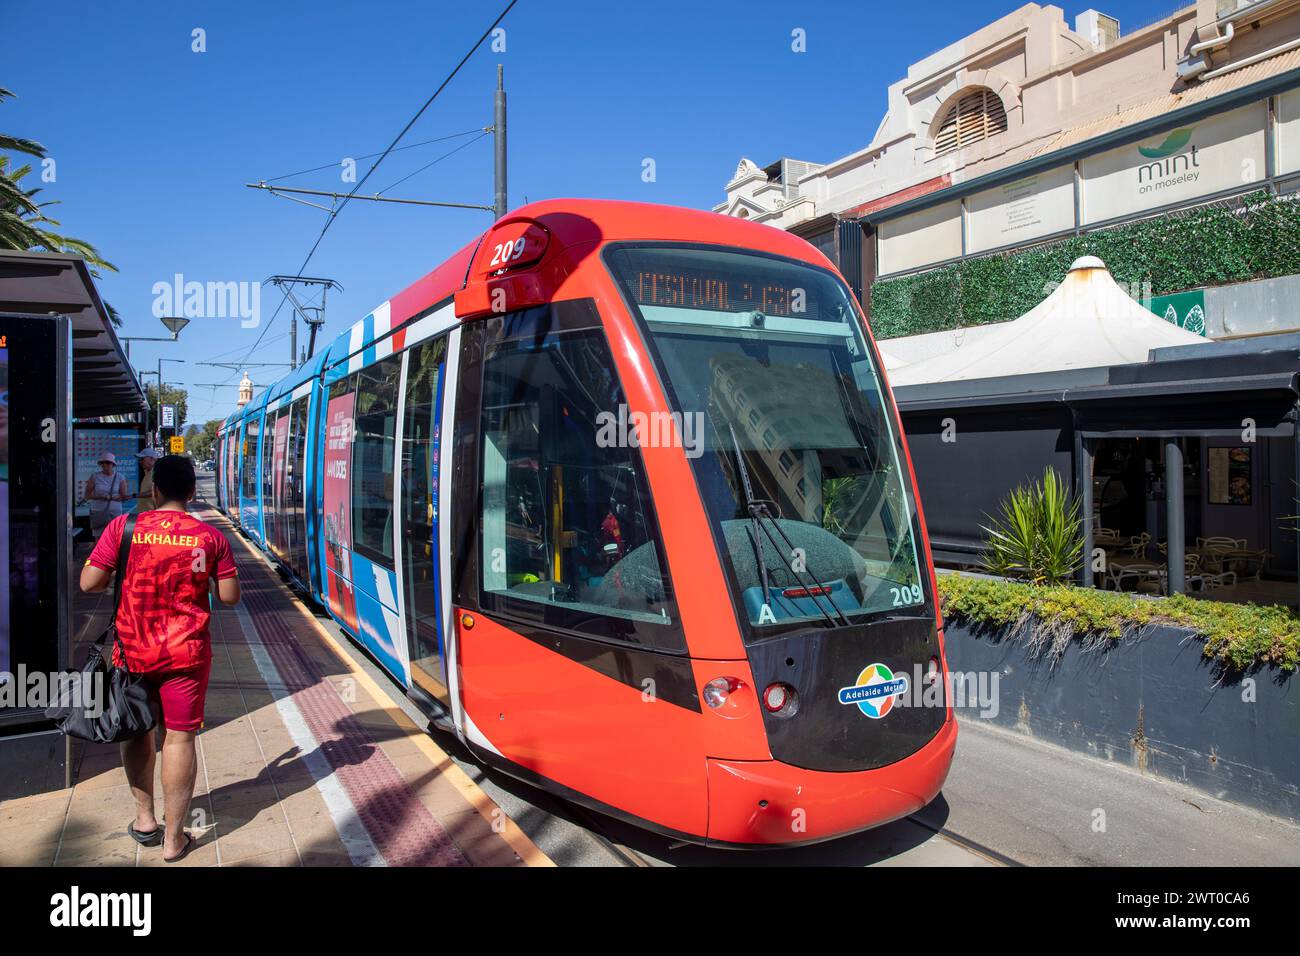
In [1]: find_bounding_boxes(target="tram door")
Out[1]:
[269,407,290,562]
[399,336,449,703]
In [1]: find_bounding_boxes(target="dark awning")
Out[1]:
[0,250,146,418]
[1067,371,1299,437]
[894,337,1300,438]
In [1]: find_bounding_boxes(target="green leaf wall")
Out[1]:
[869,191,1300,340]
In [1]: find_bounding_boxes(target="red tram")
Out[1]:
[215,200,955,846]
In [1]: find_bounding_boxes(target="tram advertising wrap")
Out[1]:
[323,387,358,631]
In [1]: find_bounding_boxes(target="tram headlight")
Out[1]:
[703,677,741,709]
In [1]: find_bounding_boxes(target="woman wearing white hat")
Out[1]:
[86,451,129,538]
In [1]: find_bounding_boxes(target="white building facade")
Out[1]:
[715,0,1300,336]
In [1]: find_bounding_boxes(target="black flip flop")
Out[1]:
[127,822,163,847]
[163,832,196,863]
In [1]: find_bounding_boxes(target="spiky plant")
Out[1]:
[821,476,853,535]
[981,467,1085,585]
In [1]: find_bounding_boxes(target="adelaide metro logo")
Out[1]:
[837,663,909,719]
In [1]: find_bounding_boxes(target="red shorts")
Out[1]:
[145,662,212,732]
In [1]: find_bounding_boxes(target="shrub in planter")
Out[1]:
[980,467,1084,585]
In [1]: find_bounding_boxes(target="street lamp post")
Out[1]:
[138,370,159,445]
[121,315,190,361]
[123,315,190,443]
[156,358,186,448]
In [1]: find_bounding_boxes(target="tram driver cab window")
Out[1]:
[477,306,680,647]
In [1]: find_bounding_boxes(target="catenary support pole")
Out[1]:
[494,64,507,220]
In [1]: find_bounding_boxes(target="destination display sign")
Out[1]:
[607,246,849,322]
[628,268,813,318]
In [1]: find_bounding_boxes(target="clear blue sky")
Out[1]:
[7,0,1162,426]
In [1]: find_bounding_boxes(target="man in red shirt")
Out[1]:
[80,455,240,862]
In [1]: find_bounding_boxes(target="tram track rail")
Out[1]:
[904,812,1023,867]
[565,804,656,867]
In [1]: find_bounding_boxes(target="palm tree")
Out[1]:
[0,87,46,214]
[0,87,119,317]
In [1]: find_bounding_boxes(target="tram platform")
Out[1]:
[0,500,550,867]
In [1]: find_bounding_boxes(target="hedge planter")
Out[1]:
[943,617,1300,822]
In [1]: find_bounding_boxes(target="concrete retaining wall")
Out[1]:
[943,620,1300,822]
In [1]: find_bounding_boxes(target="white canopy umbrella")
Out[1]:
[886,256,1208,387]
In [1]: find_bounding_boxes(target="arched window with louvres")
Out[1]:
[933,87,1008,156]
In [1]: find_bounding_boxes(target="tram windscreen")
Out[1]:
[606,244,928,634]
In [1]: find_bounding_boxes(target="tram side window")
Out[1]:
[262,412,275,499]
[478,322,679,643]
[241,418,259,498]
[351,355,401,564]
[227,432,239,507]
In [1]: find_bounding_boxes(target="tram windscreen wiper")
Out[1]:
[726,425,849,630]
[727,423,775,610]
[750,505,853,630]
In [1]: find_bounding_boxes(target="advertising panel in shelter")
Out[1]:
[0,315,68,708]
[73,427,143,519]
[0,341,7,677]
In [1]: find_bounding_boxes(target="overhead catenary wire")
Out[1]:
[199,330,291,365]
[375,129,491,196]
[247,131,495,214]
[263,128,488,184]
[247,182,494,211]
[231,0,519,373]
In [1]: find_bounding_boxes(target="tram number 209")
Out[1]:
[890,584,923,607]
[489,237,528,267]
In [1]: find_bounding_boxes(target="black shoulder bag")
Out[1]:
[47,514,157,743]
